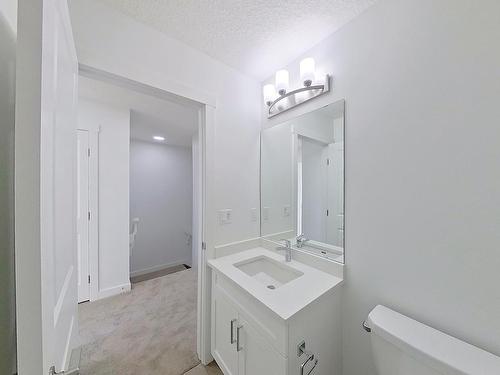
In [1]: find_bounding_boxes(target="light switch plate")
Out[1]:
[218,209,232,225]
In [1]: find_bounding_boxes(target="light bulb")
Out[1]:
[275,70,289,96]
[300,58,315,87]
[263,84,276,106]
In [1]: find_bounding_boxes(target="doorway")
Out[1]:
[14,2,216,372]
[74,73,214,374]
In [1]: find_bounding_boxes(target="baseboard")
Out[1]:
[96,282,131,300]
[130,259,191,278]
[214,237,261,258]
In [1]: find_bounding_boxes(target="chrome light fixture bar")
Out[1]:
[267,74,330,118]
[264,58,331,118]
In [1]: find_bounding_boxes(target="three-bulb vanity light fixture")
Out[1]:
[263,58,331,118]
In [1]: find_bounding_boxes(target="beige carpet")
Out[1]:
[79,269,203,375]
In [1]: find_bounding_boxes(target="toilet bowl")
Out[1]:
[365,305,500,375]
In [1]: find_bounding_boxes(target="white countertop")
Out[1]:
[208,247,343,321]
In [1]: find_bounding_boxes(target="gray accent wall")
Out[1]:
[130,140,193,274]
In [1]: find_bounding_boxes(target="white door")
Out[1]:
[77,130,90,302]
[237,316,287,375]
[15,0,79,373]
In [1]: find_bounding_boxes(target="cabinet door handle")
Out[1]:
[230,319,237,344]
[236,325,243,352]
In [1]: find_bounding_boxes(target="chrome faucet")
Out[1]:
[278,239,292,262]
[296,234,308,248]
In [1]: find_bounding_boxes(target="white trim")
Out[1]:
[77,125,100,302]
[195,111,203,358]
[199,104,216,364]
[130,260,190,278]
[76,129,90,303]
[88,128,100,302]
[95,283,132,301]
[79,64,217,109]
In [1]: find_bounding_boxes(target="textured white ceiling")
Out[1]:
[98,0,377,79]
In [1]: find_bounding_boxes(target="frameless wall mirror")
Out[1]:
[261,99,345,263]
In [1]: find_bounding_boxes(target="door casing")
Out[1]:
[77,129,90,303]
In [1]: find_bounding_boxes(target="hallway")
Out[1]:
[79,269,221,374]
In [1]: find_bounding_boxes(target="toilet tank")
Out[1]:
[365,305,500,375]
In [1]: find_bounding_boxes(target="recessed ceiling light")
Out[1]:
[153,136,165,141]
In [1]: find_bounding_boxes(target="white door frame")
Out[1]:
[78,64,216,364]
[76,129,90,302]
[74,125,100,302]
[75,120,100,302]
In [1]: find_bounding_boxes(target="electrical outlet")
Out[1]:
[283,205,291,217]
[218,209,232,225]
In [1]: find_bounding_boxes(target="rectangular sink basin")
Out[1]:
[234,256,303,289]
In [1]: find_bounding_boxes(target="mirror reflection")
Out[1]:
[261,100,345,263]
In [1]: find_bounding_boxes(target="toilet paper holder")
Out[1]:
[298,340,318,375]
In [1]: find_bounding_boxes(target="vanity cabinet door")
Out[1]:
[237,316,287,375]
[213,291,239,375]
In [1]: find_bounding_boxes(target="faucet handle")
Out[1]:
[280,239,291,248]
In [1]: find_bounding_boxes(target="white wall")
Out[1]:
[77,98,131,297]
[262,0,500,373]
[130,140,193,274]
[69,0,261,246]
[0,2,16,373]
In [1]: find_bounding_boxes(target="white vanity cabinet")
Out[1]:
[236,314,287,375]
[211,263,342,375]
[213,288,240,375]
[212,281,287,375]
